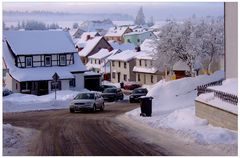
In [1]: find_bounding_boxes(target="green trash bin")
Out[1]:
[140,96,153,117]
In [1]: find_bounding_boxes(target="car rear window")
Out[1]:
[133,89,147,94]
[103,88,117,93]
[74,93,95,100]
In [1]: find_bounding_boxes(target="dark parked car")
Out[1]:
[3,88,13,97]
[129,88,148,103]
[100,85,117,92]
[124,82,141,90]
[102,88,124,102]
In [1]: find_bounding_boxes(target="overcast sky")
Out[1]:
[3,2,224,19]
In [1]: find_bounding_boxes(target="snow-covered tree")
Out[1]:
[134,7,145,25]
[152,17,224,76]
[196,18,224,74]
[49,23,60,29]
[72,22,79,29]
[25,20,47,30]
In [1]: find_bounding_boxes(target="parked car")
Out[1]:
[129,88,148,103]
[69,92,104,113]
[99,84,117,92]
[102,88,124,102]
[124,82,141,90]
[3,88,13,97]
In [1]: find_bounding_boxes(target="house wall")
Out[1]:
[225,2,238,79]
[73,73,85,90]
[4,73,20,93]
[110,59,136,83]
[124,31,155,46]
[134,58,162,85]
[195,100,237,131]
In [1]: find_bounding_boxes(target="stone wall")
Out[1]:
[195,100,238,131]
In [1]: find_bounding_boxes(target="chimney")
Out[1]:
[86,34,91,41]
[135,46,141,52]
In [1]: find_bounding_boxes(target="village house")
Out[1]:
[133,52,163,85]
[69,27,86,39]
[108,49,141,83]
[77,35,113,65]
[2,31,87,95]
[109,41,135,51]
[104,26,133,44]
[123,29,157,46]
[86,49,121,80]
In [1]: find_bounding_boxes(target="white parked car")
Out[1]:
[69,92,104,113]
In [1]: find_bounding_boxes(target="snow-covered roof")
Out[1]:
[88,49,111,60]
[105,26,131,37]
[173,60,190,71]
[107,49,140,62]
[135,51,154,60]
[3,40,86,82]
[140,39,156,52]
[84,71,101,76]
[109,41,135,51]
[133,66,157,74]
[3,31,76,55]
[124,30,153,36]
[78,36,103,57]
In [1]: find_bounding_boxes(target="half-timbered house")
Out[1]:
[3,31,87,95]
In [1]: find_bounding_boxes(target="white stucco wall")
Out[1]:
[225,2,238,78]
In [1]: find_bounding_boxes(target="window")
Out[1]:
[124,62,127,68]
[16,83,18,90]
[99,60,101,64]
[139,60,142,66]
[112,72,115,79]
[137,39,140,43]
[45,56,51,66]
[118,61,121,67]
[151,75,154,83]
[145,60,147,67]
[26,56,33,67]
[95,59,97,64]
[91,59,93,64]
[3,69,9,77]
[138,74,141,81]
[51,81,61,90]
[69,78,76,87]
[59,55,66,66]
[127,39,131,43]
[123,74,127,81]
[112,61,115,67]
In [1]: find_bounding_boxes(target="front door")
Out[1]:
[117,72,120,82]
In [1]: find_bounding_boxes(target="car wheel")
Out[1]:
[100,103,105,111]
[92,104,96,112]
[70,108,75,113]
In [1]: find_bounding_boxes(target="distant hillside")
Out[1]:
[3,11,134,21]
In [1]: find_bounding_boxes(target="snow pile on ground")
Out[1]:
[3,124,39,155]
[126,70,238,147]
[3,90,88,113]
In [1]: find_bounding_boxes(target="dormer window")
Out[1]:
[59,54,66,66]
[45,55,52,66]
[26,56,33,67]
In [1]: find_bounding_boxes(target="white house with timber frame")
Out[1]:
[3,30,87,95]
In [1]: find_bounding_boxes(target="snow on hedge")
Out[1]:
[126,70,238,146]
[3,90,88,113]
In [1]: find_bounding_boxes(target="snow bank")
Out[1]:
[3,124,39,155]
[208,78,238,95]
[126,70,238,147]
[3,90,88,113]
